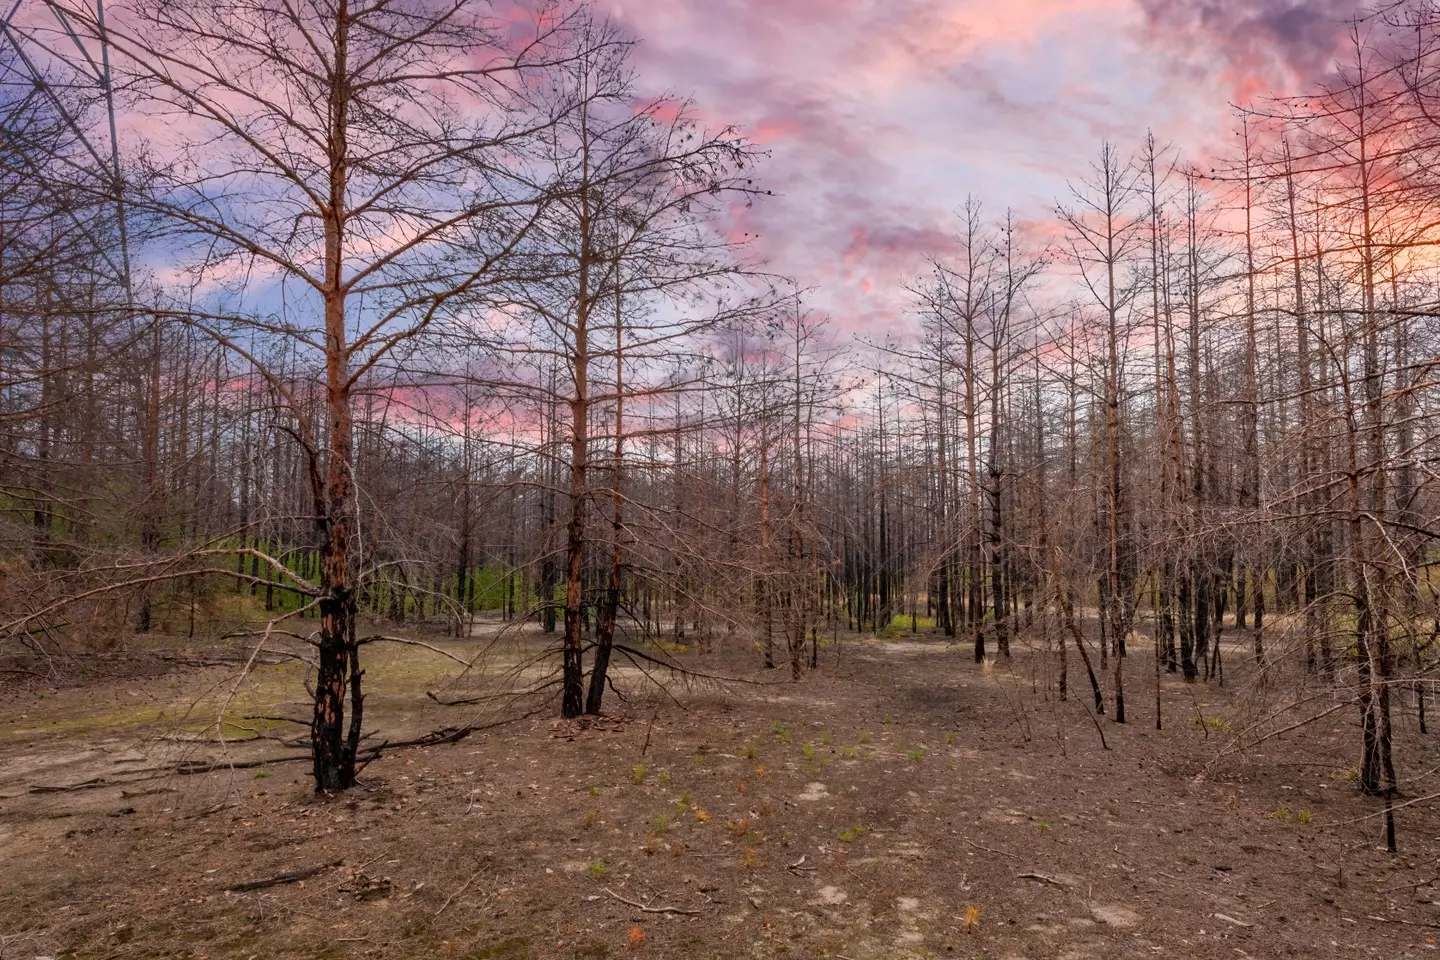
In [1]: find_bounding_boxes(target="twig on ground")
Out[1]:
[357,634,476,669]
[1366,914,1440,929]
[963,837,1020,861]
[227,859,341,892]
[601,886,700,915]
[434,869,485,918]
[1016,872,1067,888]
[1212,913,1253,928]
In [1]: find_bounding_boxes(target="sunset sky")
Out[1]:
[610,0,1364,336]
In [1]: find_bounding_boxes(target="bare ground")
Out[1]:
[3,631,1440,959]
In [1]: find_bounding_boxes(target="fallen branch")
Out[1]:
[29,777,111,793]
[30,751,313,793]
[426,677,563,707]
[611,642,785,687]
[243,714,309,726]
[600,886,700,916]
[1366,913,1440,929]
[434,868,485,918]
[172,753,310,775]
[963,837,1020,861]
[357,634,476,669]
[1016,872,1068,888]
[356,711,540,759]
[1212,913,1253,928]
[1203,699,1353,775]
[228,859,342,892]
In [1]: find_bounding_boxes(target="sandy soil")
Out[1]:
[2,631,1439,959]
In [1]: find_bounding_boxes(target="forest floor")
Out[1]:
[3,626,1440,959]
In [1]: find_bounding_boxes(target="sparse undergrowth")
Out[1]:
[0,636,1435,960]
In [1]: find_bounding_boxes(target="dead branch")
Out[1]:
[227,860,343,892]
[600,886,700,916]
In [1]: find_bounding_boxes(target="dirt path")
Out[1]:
[2,636,1438,959]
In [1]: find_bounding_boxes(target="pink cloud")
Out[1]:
[674,3,1369,336]
[1136,0,1364,100]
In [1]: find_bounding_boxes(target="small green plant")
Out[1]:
[1297,809,1312,824]
[1038,821,1049,834]
[253,769,271,779]
[1271,806,1290,821]
[632,764,647,785]
[658,769,672,785]
[652,812,671,834]
[841,745,858,759]
[837,823,869,843]
[586,860,608,878]
[583,810,599,828]
[744,742,758,760]
[821,730,833,746]
[882,715,892,725]
[772,720,786,736]
[945,732,956,746]
[906,746,924,762]
[859,731,872,744]
[801,742,817,762]
[588,785,601,798]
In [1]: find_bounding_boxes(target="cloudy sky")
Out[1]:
[609,0,1365,336]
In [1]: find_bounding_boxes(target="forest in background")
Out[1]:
[3,0,1440,857]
